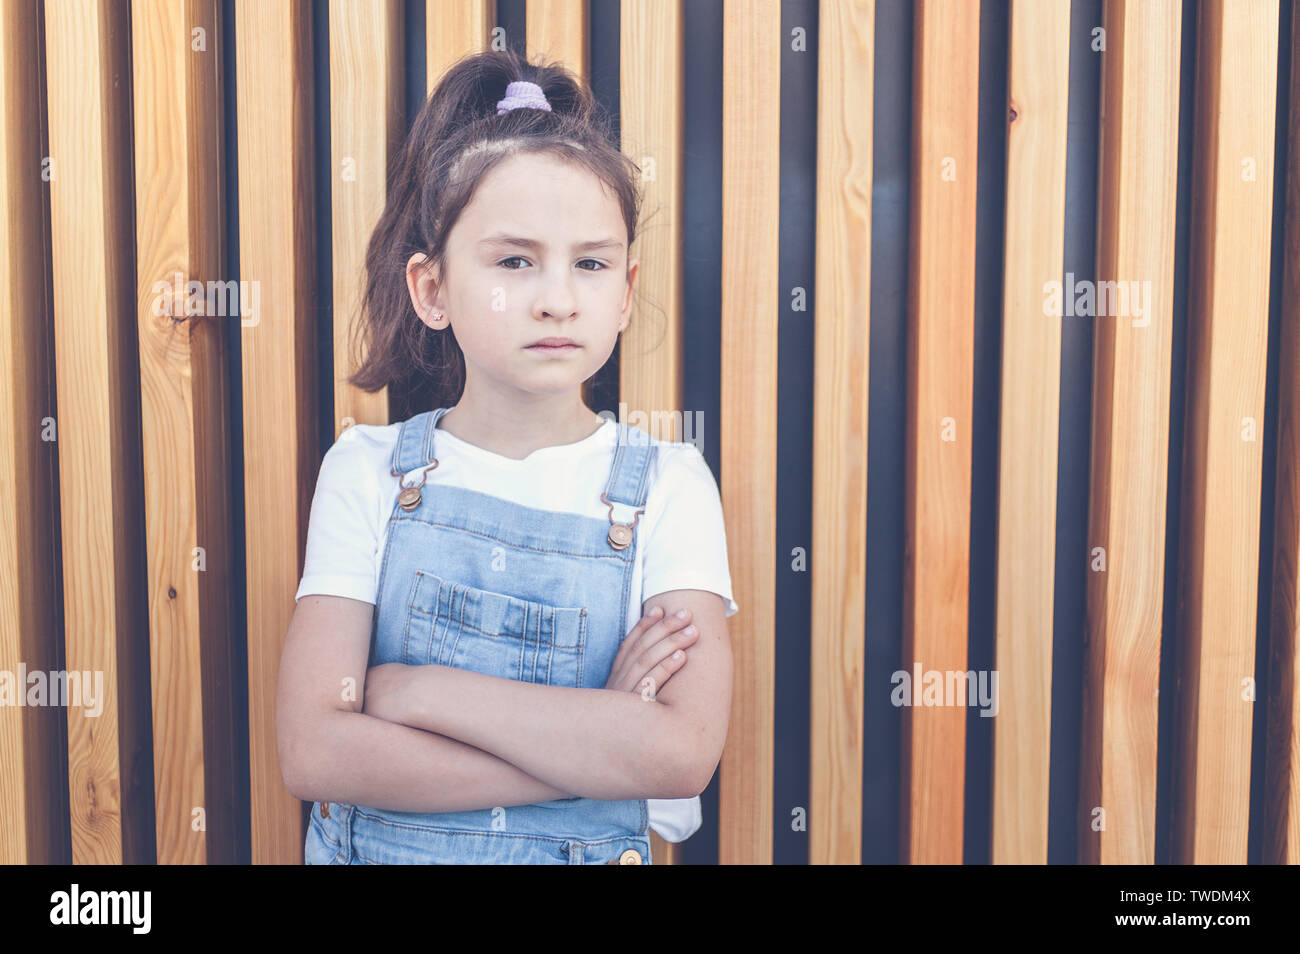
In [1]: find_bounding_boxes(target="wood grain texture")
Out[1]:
[45,0,154,864]
[236,0,319,864]
[620,0,686,866]
[1080,0,1180,866]
[0,0,66,865]
[619,0,684,443]
[1171,0,1278,865]
[990,0,1069,865]
[1265,3,1300,867]
[719,0,779,865]
[526,0,588,76]
[427,0,494,96]
[131,0,238,865]
[810,0,872,866]
[330,0,403,432]
[900,0,979,865]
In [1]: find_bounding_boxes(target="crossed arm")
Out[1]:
[276,588,732,812]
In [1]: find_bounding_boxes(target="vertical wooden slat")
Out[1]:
[1172,0,1278,865]
[0,0,65,864]
[900,0,979,865]
[1265,3,1300,867]
[619,0,684,444]
[236,0,318,864]
[809,0,872,867]
[330,0,403,432]
[719,0,779,866]
[45,0,152,864]
[1080,0,1180,866]
[620,0,686,866]
[526,0,588,76]
[989,0,1070,865]
[131,0,236,865]
[427,0,494,96]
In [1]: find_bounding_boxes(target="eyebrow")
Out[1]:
[477,233,624,252]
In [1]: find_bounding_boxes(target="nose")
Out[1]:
[533,266,578,321]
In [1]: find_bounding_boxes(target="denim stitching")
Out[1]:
[352,808,574,847]
[409,574,586,647]
[390,517,630,563]
[576,609,587,688]
[525,603,539,685]
[399,569,422,665]
[430,612,584,647]
[309,812,340,849]
[441,582,461,666]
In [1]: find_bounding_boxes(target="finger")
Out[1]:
[610,607,668,675]
[636,623,699,673]
[635,650,689,702]
[622,626,698,696]
[631,605,666,636]
[628,608,693,658]
[609,609,694,693]
[615,607,669,659]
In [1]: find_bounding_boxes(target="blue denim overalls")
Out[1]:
[305,406,658,864]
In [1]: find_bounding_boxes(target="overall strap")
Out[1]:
[390,407,450,477]
[602,422,657,511]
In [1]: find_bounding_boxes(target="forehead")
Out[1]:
[455,152,624,238]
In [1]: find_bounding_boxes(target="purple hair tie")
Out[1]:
[496,80,552,116]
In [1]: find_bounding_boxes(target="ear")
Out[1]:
[619,258,639,334]
[406,252,444,329]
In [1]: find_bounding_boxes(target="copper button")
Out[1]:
[320,801,330,819]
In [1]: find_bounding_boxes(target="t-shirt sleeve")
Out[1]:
[648,795,704,843]
[641,443,739,618]
[294,432,384,605]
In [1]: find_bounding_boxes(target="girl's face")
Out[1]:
[408,151,638,401]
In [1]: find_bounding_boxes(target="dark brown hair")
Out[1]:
[346,48,644,410]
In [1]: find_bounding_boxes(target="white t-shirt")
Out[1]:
[294,411,739,844]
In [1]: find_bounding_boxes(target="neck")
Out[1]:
[436,385,603,461]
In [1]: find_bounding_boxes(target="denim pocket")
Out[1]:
[304,801,345,864]
[402,569,587,688]
[351,809,573,864]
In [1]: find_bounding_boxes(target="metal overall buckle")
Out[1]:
[395,458,439,511]
[601,492,644,550]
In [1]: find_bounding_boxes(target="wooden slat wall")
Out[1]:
[1265,5,1300,867]
[1172,0,1278,865]
[427,0,495,94]
[901,0,979,865]
[990,0,1070,865]
[527,0,587,76]
[619,0,686,866]
[719,0,780,865]
[619,0,685,447]
[330,0,403,433]
[7,0,1300,869]
[236,0,318,865]
[0,0,63,865]
[1080,0,1181,866]
[131,0,236,865]
[810,0,873,867]
[45,0,153,866]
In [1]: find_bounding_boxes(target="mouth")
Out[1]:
[526,339,580,352]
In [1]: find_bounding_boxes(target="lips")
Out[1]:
[526,338,579,350]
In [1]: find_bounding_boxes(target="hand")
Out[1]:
[362,662,415,725]
[603,606,700,701]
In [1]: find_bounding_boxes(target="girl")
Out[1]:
[276,49,738,865]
